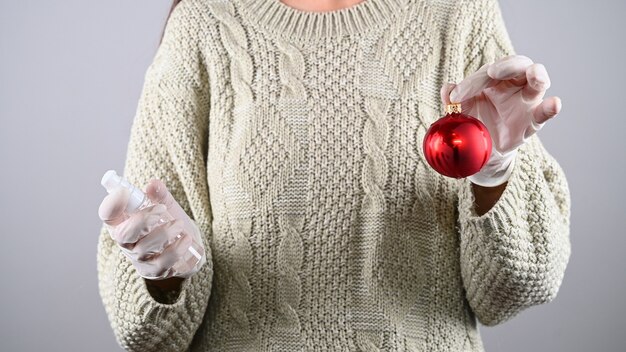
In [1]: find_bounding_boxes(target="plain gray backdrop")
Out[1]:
[1,0,624,351]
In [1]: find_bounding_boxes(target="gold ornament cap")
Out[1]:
[445,102,462,114]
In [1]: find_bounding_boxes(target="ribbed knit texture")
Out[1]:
[96,0,572,351]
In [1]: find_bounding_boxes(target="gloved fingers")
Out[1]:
[450,63,495,103]
[451,56,535,104]
[485,58,544,107]
[112,203,173,246]
[483,79,524,108]
[441,81,477,114]
[131,218,185,262]
[99,187,130,227]
[186,219,204,246]
[145,179,192,227]
[509,72,528,87]
[486,54,534,81]
[522,63,551,102]
[134,233,193,279]
[532,96,562,125]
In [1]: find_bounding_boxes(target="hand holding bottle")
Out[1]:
[98,170,206,280]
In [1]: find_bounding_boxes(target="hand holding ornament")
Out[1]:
[433,54,562,187]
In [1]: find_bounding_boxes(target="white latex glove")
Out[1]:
[98,179,206,280]
[440,55,562,187]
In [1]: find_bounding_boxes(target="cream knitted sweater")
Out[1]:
[96,0,572,351]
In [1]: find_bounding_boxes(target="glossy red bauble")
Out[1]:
[422,111,492,178]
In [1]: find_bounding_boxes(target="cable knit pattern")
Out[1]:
[209,1,254,107]
[361,97,391,213]
[96,0,572,351]
[276,37,307,99]
[227,219,255,336]
[352,96,391,352]
[206,1,262,350]
[268,35,308,351]
[274,214,306,350]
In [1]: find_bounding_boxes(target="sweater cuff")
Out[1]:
[104,237,213,350]
[116,252,194,325]
[140,273,191,307]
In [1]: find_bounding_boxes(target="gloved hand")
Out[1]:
[98,179,205,280]
[440,55,562,187]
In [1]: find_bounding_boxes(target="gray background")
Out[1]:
[1,0,624,351]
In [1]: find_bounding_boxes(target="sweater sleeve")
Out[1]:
[96,2,214,350]
[455,0,572,327]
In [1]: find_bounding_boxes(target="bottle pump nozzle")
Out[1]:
[101,170,148,214]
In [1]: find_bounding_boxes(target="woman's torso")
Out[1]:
[192,0,483,350]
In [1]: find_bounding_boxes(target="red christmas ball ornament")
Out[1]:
[422,103,492,178]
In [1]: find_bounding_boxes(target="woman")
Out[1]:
[97,0,571,351]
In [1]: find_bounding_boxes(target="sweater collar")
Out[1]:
[232,0,409,43]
